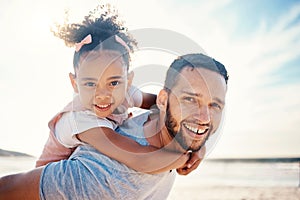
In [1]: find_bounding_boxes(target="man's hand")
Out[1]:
[176,146,206,175]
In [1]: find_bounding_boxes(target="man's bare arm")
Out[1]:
[0,167,43,200]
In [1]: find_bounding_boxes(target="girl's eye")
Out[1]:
[110,81,120,87]
[84,82,96,87]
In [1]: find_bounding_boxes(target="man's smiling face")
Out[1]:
[164,66,226,152]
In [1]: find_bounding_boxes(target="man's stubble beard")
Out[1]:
[165,102,210,152]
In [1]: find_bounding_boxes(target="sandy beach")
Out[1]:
[168,185,300,200]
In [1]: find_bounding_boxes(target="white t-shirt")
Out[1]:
[55,110,117,148]
[55,85,143,148]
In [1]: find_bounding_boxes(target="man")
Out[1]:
[0,53,229,200]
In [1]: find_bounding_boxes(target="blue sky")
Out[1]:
[0,0,299,158]
[220,0,300,35]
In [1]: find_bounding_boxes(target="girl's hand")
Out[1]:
[176,146,206,175]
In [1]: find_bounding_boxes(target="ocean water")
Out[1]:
[0,156,37,177]
[173,159,300,187]
[0,156,299,187]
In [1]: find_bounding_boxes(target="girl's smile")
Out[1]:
[69,50,133,118]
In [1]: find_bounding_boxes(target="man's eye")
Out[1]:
[84,82,96,87]
[183,97,195,102]
[210,102,222,110]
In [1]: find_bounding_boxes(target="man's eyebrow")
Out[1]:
[182,90,225,105]
[213,97,225,105]
[181,90,202,97]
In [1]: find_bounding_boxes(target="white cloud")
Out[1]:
[211,3,300,157]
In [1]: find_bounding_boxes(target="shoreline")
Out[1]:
[168,185,300,200]
[0,149,34,157]
[209,157,300,163]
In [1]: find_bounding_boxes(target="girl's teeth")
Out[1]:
[98,104,110,108]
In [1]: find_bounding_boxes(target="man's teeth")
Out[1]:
[184,123,207,134]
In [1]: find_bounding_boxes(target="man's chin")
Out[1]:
[188,143,205,152]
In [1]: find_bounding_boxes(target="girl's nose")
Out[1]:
[95,88,111,99]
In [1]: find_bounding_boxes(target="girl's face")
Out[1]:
[70,51,133,118]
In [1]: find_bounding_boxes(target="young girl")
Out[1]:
[36,5,196,173]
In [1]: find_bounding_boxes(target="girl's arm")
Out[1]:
[140,92,157,109]
[127,85,157,110]
[77,127,189,174]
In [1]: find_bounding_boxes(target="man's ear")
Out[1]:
[69,72,79,93]
[127,71,134,90]
[156,89,168,111]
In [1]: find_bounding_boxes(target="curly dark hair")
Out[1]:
[52,4,137,70]
[164,53,229,92]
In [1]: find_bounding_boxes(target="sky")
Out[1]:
[0,0,299,158]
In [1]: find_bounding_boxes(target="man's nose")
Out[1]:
[193,105,211,124]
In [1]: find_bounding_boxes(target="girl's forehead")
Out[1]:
[76,54,127,79]
[78,50,126,69]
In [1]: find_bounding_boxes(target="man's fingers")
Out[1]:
[176,167,189,175]
[189,159,201,170]
[176,159,202,175]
